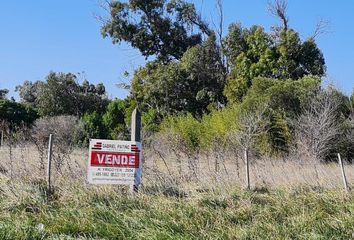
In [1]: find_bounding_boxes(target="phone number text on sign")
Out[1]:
[87,139,142,186]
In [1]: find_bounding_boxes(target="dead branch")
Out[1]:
[311,18,331,39]
[294,88,343,161]
[268,0,289,31]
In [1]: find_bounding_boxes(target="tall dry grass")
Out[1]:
[0,143,352,192]
[2,143,354,239]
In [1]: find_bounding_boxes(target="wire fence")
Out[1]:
[0,139,352,193]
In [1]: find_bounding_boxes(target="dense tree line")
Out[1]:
[2,73,129,145]
[1,0,353,161]
[15,72,108,116]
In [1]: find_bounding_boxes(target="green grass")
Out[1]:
[1,180,354,240]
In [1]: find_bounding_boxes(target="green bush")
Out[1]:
[160,114,203,153]
[77,112,107,146]
[199,106,239,151]
[158,76,323,156]
[0,100,38,128]
[102,99,129,140]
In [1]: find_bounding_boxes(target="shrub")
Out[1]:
[0,99,38,128]
[102,99,129,140]
[77,112,107,146]
[294,87,347,161]
[30,115,81,170]
[160,114,203,153]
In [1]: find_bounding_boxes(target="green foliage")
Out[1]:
[161,113,202,152]
[101,0,211,62]
[223,24,326,103]
[180,34,226,115]
[159,76,321,155]
[102,99,129,140]
[159,105,242,153]
[0,100,38,127]
[199,106,239,151]
[267,109,292,154]
[131,61,187,115]
[16,72,109,117]
[142,108,161,132]
[239,76,321,154]
[78,112,107,145]
[15,81,44,108]
[131,35,225,117]
[0,88,9,100]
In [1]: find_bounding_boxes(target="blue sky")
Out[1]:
[0,0,353,100]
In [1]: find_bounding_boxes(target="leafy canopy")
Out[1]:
[16,72,109,117]
[102,99,130,140]
[101,0,211,62]
[0,89,9,100]
[131,34,226,117]
[223,24,326,103]
[0,100,38,128]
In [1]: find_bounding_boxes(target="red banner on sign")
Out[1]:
[90,152,139,168]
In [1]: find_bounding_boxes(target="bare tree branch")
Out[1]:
[268,0,289,31]
[294,88,343,161]
[229,103,270,151]
[215,0,228,71]
[93,0,112,25]
[115,82,131,90]
[311,18,331,39]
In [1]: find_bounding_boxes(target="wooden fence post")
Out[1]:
[131,108,141,142]
[130,108,141,193]
[0,130,3,147]
[337,153,349,193]
[47,134,54,193]
[244,148,250,190]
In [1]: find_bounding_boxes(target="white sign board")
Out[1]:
[87,139,142,186]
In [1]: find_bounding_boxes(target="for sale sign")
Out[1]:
[87,139,142,186]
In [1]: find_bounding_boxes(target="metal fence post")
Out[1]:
[47,134,54,193]
[245,148,250,190]
[338,153,349,193]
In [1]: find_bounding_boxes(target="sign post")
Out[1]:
[87,108,142,192]
[87,139,142,188]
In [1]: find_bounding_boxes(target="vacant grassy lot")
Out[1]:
[1,179,354,240]
[1,145,354,239]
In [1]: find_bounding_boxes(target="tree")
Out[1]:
[229,102,269,152]
[343,100,354,161]
[180,33,226,113]
[101,0,211,62]
[0,89,9,100]
[15,81,44,108]
[268,0,289,32]
[294,87,344,161]
[17,72,109,117]
[131,34,226,117]
[102,99,129,140]
[37,72,80,116]
[239,75,321,154]
[0,100,38,128]
[223,24,326,103]
[78,112,107,146]
[131,61,187,116]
